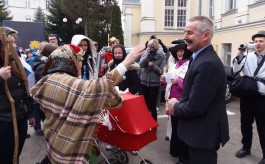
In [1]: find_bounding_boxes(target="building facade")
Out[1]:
[3,0,50,22]
[122,0,265,66]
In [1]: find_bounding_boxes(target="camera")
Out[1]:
[148,47,157,61]
[239,43,255,51]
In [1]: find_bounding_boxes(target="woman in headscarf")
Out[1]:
[108,44,141,94]
[31,44,145,163]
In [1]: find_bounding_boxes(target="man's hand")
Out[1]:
[165,98,179,116]
[0,66,11,80]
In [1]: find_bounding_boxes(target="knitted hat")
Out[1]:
[45,44,84,77]
[49,44,84,68]
[4,27,18,36]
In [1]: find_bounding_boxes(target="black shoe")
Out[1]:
[26,134,30,138]
[35,129,44,136]
[165,136,169,141]
[259,158,265,164]
[235,148,250,158]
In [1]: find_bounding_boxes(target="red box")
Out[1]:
[97,93,159,151]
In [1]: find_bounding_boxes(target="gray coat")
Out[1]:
[139,49,166,87]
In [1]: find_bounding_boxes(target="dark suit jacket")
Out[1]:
[174,45,229,150]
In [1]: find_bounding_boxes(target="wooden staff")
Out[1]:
[2,32,19,164]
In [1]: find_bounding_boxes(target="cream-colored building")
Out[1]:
[122,0,265,66]
[3,0,50,22]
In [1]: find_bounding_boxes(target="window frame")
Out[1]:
[164,0,187,29]
[209,0,214,18]
[45,0,50,9]
[25,0,30,8]
[227,0,236,11]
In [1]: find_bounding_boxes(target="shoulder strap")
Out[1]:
[233,65,244,77]
[233,55,246,77]
[254,55,265,76]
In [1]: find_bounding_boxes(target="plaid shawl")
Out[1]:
[31,71,122,164]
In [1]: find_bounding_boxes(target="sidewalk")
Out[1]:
[20,99,263,164]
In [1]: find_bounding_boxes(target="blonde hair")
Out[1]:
[147,39,159,50]
[109,37,120,45]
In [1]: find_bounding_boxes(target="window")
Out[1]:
[164,0,187,28]
[227,0,236,10]
[177,0,187,27]
[164,0,175,28]
[25,16,31,22]
[4,0,8,5]
[198,0,202,15]
[46,0,50,9]
[209,0,214,18]
[222,43,232,66]
[25,0,30,8]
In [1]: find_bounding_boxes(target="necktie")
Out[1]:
[188,56,193,69]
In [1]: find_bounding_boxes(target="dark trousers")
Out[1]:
[32,102,45,130]
[33,103,41,130]
[0,118,28,164]
[170,116,189,162]
[240,95,265,157]
[189,147,217,164]
[141,84,159,121]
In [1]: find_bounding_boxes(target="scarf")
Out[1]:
[165,58,189,99]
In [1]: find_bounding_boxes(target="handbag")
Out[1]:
[229,76,258,97]
[229,55,265,97]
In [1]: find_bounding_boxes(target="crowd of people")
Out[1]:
[0,14,265,164]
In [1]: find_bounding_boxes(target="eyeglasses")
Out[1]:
[79,44,88,47]
[49,37,56,42]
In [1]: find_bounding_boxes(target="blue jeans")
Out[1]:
[0,118,28,164]
[32,103,43,130]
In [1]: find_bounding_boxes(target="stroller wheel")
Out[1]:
[114,150,129,163]
[130,151,138,156]
[140,159,152,164]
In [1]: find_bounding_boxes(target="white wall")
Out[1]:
[6,0,49,21]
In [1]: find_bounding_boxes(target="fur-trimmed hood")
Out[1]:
[71,34,97,58]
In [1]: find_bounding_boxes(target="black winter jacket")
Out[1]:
[0,66,32,122]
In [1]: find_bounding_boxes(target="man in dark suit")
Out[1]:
[166,15,229,164]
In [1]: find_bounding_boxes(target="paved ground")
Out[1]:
[20,97,263,164]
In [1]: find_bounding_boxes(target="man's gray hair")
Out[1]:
[189,16,214,39]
